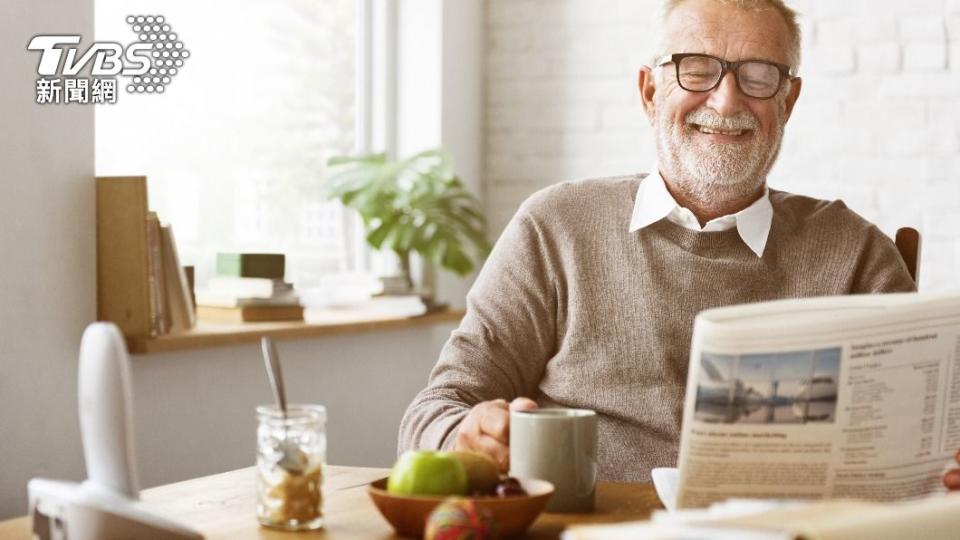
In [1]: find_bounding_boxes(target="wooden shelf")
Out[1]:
[128,309,465,355]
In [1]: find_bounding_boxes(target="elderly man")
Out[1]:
[399,0,930,485]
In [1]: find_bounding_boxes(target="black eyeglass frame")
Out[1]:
[654,53,798,100]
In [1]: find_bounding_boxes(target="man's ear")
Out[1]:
[638,66,657,125]
[783,76,802,122]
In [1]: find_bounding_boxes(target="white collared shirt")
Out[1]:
[628,164,773,257]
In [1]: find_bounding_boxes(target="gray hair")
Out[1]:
[655,0,802,70]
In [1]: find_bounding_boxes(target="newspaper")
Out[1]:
[675,292,960,509]
[563,493,960,540]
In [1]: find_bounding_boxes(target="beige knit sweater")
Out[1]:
[398,174,917,482]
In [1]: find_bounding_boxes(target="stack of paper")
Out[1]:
[563,492,960,540]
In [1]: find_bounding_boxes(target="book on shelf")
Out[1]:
[183,265,196,308]
[196,304,304,323]
[205,276,294,299]
[215,253,285,279]
[96,176,198,343]
[159,224,196,332]
[145,212,168,336]
[308,295,428,318]
[378,274,413,295]
[97,176,152,340]
[199,254,300,318]
[194,291,300,308]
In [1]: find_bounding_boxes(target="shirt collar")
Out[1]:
[629,163,773,258]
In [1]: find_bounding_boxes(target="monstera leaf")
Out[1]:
[324,149,491,277]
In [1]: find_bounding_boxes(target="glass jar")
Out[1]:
[256,404,326,530]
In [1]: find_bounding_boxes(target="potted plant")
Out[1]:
[322,148,491,294]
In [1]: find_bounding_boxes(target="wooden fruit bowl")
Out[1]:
[367,477,554,538]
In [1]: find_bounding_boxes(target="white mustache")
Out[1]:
[685,109,758,131]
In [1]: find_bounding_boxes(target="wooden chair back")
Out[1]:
[894,227,922,286]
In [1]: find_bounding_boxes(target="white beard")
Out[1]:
[655,99,786,211]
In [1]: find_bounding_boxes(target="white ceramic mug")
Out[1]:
[509,408,598,513]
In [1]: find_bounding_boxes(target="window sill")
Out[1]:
[129,308,465,355]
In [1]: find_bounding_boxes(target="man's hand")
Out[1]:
[454,397,538,472]
[944,450,960,490]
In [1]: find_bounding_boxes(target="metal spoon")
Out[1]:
[261,337,308,475]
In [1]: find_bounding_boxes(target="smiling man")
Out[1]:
[399,0,924,484]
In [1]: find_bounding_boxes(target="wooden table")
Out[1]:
[0,466,662,539]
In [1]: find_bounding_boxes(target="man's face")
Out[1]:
[641,0,801,209]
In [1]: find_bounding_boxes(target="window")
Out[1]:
[95,0,366,288]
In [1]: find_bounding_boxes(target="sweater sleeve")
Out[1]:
[397,205,559,454]
[851,225,918,294]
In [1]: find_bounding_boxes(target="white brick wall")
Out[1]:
[484,0,960,292]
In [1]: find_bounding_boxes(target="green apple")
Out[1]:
[387,450,469,496]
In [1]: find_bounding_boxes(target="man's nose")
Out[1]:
[705,71,747,116]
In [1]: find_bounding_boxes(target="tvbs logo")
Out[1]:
[28,15,189,104]
[28,36,153,77]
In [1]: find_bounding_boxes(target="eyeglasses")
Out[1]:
[654,53,796,100]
